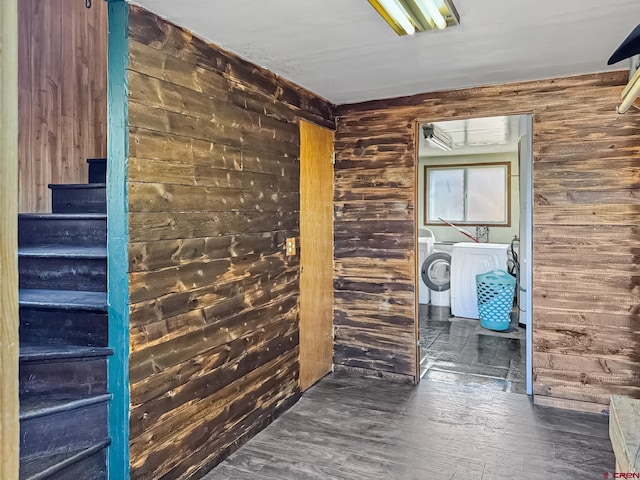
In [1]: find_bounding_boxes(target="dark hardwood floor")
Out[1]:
[420,305,527,394]
[203,373,614,480]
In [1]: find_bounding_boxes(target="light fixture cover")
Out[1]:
[368,0,459,36]
[423,124,454,151]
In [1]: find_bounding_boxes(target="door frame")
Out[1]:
[106,1,131,478]
[413,114,534,394]
[0,0,20,477]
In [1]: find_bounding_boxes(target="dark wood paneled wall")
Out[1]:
[18,0,107,213]
[126,6,335,479]
[335,72,640,405]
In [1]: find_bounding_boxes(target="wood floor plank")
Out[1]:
[201,374,615,480]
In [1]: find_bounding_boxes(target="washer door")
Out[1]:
[421,252,451,292]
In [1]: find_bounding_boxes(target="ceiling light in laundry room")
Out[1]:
[423,124,454,151]
[368,0,460,36]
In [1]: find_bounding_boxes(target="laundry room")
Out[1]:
[417,114,532,394]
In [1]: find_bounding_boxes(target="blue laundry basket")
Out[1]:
[476,269,515,331]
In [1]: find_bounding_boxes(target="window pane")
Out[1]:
[467,166,506,223]
[428,169,464,222]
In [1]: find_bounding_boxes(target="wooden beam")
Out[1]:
[0,0,20,477]
[610,395,640,473]
[106,1,130,479]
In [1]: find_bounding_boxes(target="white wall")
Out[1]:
[418,151,520,244]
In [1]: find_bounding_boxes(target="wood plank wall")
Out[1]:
[18,0,107,213]
[125,6,335,479]
[334,72,640,404]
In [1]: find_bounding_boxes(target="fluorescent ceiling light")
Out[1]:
[368,0,459,36]
[376,0,416,35]
[423,124,454,151]
[415,0,446,29]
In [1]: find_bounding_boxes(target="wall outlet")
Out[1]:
[286,237,296,256]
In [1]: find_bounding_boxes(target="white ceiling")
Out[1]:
[421,115,525,156]
[131,0,640,105]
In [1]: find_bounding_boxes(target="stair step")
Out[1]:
[19,289,107,312]
[20,345,112,397]
[19,246,107,292]
[50,184,106,214]
[19,246,107,259]
[19,290,108,347]
[87,158,106,184]
[20,394,111,459]
[20,345,113,362]
[20,438,110,480]
[20,308,108,347]
[19,214,106,247]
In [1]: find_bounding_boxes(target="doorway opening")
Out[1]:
[416,114,533,395]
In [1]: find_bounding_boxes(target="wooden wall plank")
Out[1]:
[126,5,335,479]
[128,210,300,242]
[17,0,107,213]
[1,0,20,477]
[334,71,640,402]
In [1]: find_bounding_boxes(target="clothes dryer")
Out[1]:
[450,243,510,319]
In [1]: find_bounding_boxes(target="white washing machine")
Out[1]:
[422,241,453,307]
[450,243,510,319]
[417,230,435,305]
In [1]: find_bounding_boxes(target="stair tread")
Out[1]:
[20,393,112,421]
[19,213,107,220]
[19,246,107,259]
[20,438,111,480]
[49,183,106,189]
[19,289,107,311]
[20,344,113,362]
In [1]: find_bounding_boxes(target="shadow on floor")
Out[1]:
[419,304,526,394]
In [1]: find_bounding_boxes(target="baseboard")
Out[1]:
[534,395,609,414]
[332,364,415,384]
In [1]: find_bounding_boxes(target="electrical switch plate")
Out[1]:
[286,237,296,256]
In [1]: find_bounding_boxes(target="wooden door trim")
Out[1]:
[106,1,131,478]
[1,0,20,476]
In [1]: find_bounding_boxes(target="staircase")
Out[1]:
[18,158,112,480]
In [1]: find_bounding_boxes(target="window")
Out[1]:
[424,162,511,226]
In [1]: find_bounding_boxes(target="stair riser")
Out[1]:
[20,358,107,397]
[19,257,107,292]
[43,447,107,480]
[88,159,107,184]
[19,217,106,247]
[51,187,106,214]
[20,309,108,347]
[20,401,108,459]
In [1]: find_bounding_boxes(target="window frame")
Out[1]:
[423,161,512,227]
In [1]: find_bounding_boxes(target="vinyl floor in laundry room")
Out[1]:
[419,304,527,394]
[202,373,614,480]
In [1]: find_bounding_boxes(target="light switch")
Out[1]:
[286,237,296,256]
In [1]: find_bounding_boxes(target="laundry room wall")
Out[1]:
[418,151,520,244]
[334,71,640,409]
